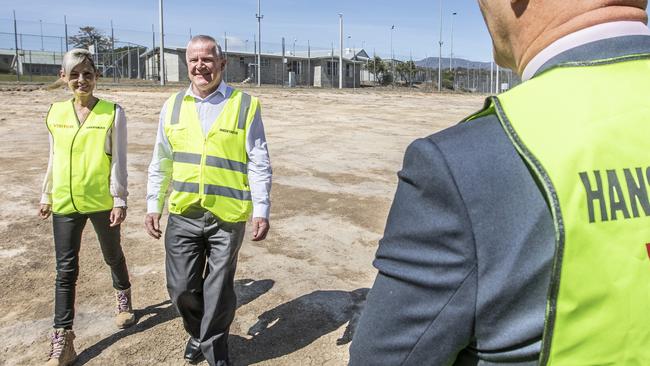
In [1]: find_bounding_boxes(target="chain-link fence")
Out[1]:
[0,15,517,91]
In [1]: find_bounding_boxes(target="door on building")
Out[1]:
[314,66,322,87]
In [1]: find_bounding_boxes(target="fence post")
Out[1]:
[127,44,132,79]
[281,37,285,87]
[111,20,116,83]
[13,10,19,81]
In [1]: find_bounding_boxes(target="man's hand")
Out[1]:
[110,207,127,227]
[38,204,51,220]
[251,217,269,241]
[145,213,162,239]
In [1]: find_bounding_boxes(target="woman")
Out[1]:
[39,48,135,366]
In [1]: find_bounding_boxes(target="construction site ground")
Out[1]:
[0,84,484,365]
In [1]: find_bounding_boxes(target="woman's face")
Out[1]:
[63,60,98,97]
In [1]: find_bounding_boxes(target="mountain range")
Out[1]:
[416,57,496,70]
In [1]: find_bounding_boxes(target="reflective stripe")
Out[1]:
[238,93,252,129]
[205,155,248,174]
[173,152,202,165]
[170,91,186,125]
[204,184,252,201]
[174,152,247,174]
[173,180,199,193]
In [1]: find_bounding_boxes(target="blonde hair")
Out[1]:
[61,48,97,76]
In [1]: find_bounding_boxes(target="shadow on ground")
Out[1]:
[75,278,274,365]
[230,288,369,365]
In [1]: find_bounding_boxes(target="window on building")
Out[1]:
[327,61,338,76]
[346,64,352,77]
[261,58,270,67]
[288,60,301,74]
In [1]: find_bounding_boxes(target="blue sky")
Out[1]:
[1,0,495,62]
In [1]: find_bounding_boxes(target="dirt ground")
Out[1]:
[0,84,485,365]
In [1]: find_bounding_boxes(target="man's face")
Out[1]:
[186,40,227,94]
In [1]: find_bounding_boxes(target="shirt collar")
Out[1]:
[522,21,650,81]
[186,80,229,101]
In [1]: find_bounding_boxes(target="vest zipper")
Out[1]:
[68,99,100,214]
[200,135,208,203]
[68,100,83,213]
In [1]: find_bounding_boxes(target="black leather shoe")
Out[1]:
[184,337,203,363]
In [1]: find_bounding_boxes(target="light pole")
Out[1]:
[292,38,297,56]
[450,12,456,71]
[437,0,443,92]
[64,15,68,52]
[159,0,166,86]
[13,10,18,81]
[256,0,263,86]
[245,39,248,52]
[339,13,343,89]
[390,25,395,86]
[450,11,457,89]
[39,19,44,51]
[353,43,356,90]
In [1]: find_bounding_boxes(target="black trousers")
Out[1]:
[52,210,131,329]
[165,212,245,366]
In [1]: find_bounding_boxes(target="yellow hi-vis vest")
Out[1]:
[163,89,258,222]
[468,55,650,365]
[46,99,116,215]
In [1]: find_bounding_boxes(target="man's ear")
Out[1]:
[511,0,529,17]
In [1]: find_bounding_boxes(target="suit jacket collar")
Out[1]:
[524,21,650,81]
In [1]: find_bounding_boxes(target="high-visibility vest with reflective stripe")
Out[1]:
[467,56,650,365]
[46,99,116,215]
[163,89,258,222]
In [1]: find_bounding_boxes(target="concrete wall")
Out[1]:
[143,50,360,87]
[315,59,360,88]
[164,52,180,82]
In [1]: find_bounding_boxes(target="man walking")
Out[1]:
[145,35,271,365]
[350,0,650,365]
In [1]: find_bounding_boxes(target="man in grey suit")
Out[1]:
[350,0,650,365]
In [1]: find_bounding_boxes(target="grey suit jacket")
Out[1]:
[349,35,650,366]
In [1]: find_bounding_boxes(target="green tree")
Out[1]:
[365,56,391,85]
[68,26,112,52]
[395,61,417,85]
[441,69,455,90]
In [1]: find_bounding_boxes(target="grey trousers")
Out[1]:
[52,210,131,329]
[165,211,246,365]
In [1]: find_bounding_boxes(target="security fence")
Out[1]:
[0,15,517,91]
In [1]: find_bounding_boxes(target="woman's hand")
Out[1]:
[38,204,51,220]
[110,207,127,227]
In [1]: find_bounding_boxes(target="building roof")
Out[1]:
[139,46,368,63]
[0,49,62,65]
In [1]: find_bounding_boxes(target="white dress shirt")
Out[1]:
[146,81,272,219]
[41,103,128,207]
[522,21,650,81]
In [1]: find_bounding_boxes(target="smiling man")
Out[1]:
[350,0,650,365]
[145,35,272,366]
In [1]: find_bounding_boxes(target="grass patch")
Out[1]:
[0,74,58,82]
